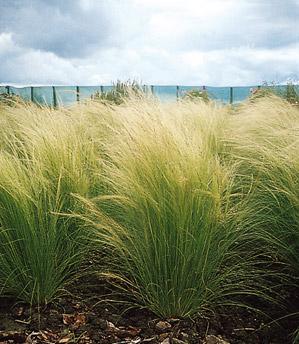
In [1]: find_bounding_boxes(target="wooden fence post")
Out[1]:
[151,85,154,94]
[52,86,57,108]
[76,86,80,102]
[100,85,104,94]
[229,87,233,104]
[176,85,179,101]
[30,86,34,102]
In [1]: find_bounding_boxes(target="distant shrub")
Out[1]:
[284,83,299,105]
[92,80,144,105]
[0,93,23,107]
[249,82,299,105]
[249,87,273,101]
[183,88,209,102]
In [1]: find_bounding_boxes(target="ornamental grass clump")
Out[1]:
[0,94,296,322]
[0,153,84,304]
[227,95,299,341]
[81,100,273,318]
[0,103,102,304]
[228,95,299,275]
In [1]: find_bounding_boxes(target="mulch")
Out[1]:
[0,273,298,344]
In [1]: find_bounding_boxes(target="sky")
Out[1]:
[0,0,298,86]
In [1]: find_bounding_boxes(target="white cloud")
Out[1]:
[0,0,298,86]
[0,33,16,54]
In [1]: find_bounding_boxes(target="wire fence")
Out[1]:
[0,84,296,107]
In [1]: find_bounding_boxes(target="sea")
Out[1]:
[0,85,293,106]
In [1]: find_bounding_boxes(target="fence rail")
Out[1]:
[0,84,296,107]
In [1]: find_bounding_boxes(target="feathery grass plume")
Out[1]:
[228,95,299,275]
[80,99,276,318]
[0,101,105,192]
[0,103,103,304]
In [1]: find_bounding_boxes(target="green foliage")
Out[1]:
[182,88,210,102]
[0,93,23,107]
[249,87,274,102]
[249,82,299,105]
[92,80,144,105]
[284,83,299,104]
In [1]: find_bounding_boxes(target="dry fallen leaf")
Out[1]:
[106,321,119,332]
[73,313,86,329]
[62,313,86,329]
[126,326,141,337]
[58,335,72,343]
[26,330,59,343]
[106,323,141,339]
[0,330,27,343]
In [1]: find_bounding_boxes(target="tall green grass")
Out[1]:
[0,94,297,334]
[0,102,103,304]
[0,152,83,303]
[227,96,299,341]
[228,95,299,275]
[80,100,277,317]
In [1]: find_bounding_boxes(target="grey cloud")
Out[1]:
[0,0,298,86]
[246,0,299,48]
[0,0,114,58]
[145,0,299,51]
